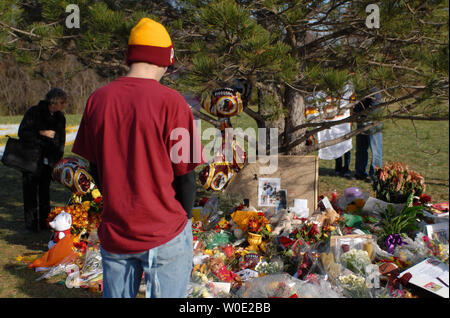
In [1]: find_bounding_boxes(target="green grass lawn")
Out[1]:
[0,112,448,297]
[0,145,100,297]
[318,119,449,202]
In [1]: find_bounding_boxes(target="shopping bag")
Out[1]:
[1,136,42,174]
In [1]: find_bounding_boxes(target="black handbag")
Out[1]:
[1,136,43,174]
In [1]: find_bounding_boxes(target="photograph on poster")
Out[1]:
[276,189,287,211]
[258,178,281,207]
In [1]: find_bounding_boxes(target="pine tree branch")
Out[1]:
[190,107,221,128]
[297,27,353,53]
[366,60,423,75]
[282,121,382,154]
[0,20,39,38]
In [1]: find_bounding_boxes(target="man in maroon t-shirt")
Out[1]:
[72,18,203,298]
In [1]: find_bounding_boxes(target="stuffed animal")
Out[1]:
[48,211,72,250]
[313,207,341,227]
[229,219,244,239]
[269,209,303,236]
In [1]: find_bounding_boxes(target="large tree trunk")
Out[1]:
[254,85,285,156]
[282,85,308,155]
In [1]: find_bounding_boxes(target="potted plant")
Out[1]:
[377,193,425,253]
[373,161,425,204]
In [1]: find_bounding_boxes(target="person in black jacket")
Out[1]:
[18,88,67,232]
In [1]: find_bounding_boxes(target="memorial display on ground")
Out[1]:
[14,156,449,298]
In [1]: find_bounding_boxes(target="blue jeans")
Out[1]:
[100,220,193,298]
[355,128,383,178]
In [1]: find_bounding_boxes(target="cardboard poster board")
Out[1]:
[400,258,449,298]
[225,155,318,215]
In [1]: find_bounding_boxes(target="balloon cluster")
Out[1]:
[199,79,251,191]
[52,157,94,196]
[199,140,247,191]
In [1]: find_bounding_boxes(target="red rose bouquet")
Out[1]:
[291,219,330,245]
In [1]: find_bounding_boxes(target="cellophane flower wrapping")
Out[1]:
[80,230,102,280]
[255,258,284,275]
[393,232,449,266]
[235,273,342,298]
[293,242,328,280]
[187,283,214,298]
[188,271,232,298]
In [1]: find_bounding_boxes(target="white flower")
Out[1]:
[338,274,366,289]
[338,274,370,298]
[340,249,372,274]
[192,271,209,284]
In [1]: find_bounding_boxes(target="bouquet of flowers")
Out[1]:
[393,232,449,266]
[236,274,299,298]
[83,188,103,213]
[373,161,425,203]
[71,187,103,232]
[247,212,272,239]
[338,274,371,298]
[85,188,103,232]
[339,249,372,275]
[255,259,284,276]
[192,221,204,241]
[187,283,213,298]
[422,235,449,265]
[291,218,332,245]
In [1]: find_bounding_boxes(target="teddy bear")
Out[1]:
[269,208,303,236]
[48,211,72,250]
[312,207,340,227]
[229,218,244,239]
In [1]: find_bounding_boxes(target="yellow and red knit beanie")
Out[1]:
[126,18,175,67]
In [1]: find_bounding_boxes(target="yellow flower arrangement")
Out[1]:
[82,201,91,211]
